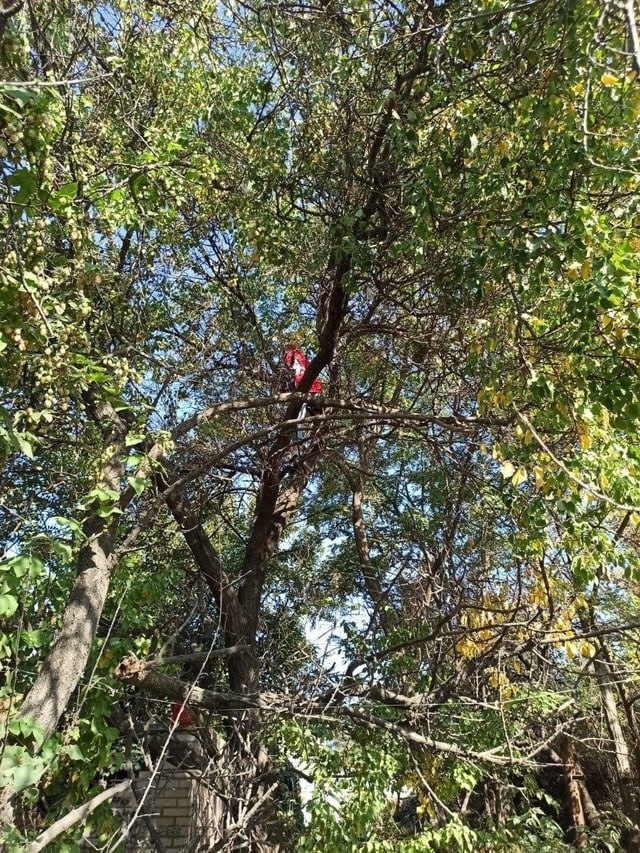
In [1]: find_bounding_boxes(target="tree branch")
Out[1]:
[28,780,131,853]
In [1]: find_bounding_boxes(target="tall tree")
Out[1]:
[3,0,640,850]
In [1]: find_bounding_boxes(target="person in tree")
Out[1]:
[284,341,323,393]
[284,339,324,417]
[167,701,202,767]
[171,701,196,729]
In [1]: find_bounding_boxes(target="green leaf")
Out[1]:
[125,434,145,447]
[0,747,46,793]
[8,169,37,204]
[127,475,147,496]
[49,182,78,209]
[2,86,37,106]
[0,594,18,616]
[96,505,122,517]
[50,516,84,537]
[21,629,49,649]
[87,487,120,503]
[1,555,43,579]
[56,182,78,198]
[16,435,34,459]
[67,745,85,762]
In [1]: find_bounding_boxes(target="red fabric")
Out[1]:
[284,347,323,394]
[171,701,195,728]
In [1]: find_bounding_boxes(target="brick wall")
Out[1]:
[104,765,219,852]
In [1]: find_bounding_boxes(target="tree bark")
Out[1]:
[28,780,131,853]
[16,522,115,739]
[17,400,127,740]
[593,650,640,852]
[548,746,600,829]
[559,735,587,851]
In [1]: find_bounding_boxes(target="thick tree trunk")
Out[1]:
[17,432,125,740]
[594,651,640,852]
[9,399,127,750]
[17,527,114,739]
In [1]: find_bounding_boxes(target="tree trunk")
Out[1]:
[594,651,640,852]
[559,735,587,850]
[17,428,125,740]
[16,528,114,739]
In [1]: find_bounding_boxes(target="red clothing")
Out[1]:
[284,347,323,394]
[171,701,195,728]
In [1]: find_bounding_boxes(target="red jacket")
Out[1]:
[171,701,195,728]
[284,347,323,394]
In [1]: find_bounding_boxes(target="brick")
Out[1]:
[155,824,184,838]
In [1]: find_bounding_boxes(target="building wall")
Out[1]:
[110,766,218,852]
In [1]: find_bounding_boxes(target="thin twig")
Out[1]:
[515,407,640,513]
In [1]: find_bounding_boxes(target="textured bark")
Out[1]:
[560,735,586,850]
[549,745,600,829]
[17,401,127,741]
[17,526,114,739]
[114,652,277,712]
[594,651,640,852]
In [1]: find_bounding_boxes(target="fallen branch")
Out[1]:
[114,653,277,711]
[29,780,131,853]
[114,654,515,767]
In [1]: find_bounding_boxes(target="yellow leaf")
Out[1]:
[630,90,640,119]
[456,637,479,658]
[500,460,516,479]
[578,424,592,451]
[580,260,591,280]
[601,71,618,87]
[580,640,596,658]
[533,466,544,490]
[567,262,581,281]
[512,466,528,487]
[464,45,473,62]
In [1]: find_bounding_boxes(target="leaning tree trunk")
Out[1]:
[0,402,128,827]
[16,401,127,740]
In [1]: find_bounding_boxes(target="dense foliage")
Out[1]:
[2,0,640,850]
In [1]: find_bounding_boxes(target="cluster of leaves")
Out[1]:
[2,0,640,850]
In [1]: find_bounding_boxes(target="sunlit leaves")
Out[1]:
[1,0,640,850]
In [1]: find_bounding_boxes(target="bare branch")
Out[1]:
[28,780,131,853]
